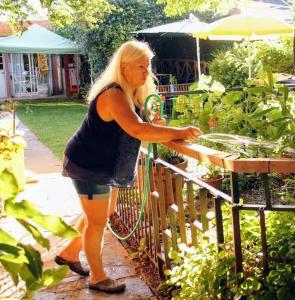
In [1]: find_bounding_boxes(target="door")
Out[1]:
[10,53,39,97]
[0,53,6,98]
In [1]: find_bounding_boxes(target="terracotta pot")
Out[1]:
[200,175,224,190]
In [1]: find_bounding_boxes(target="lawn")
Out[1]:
[17,100,87,159]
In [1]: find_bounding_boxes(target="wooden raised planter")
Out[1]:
[164,141,295,174]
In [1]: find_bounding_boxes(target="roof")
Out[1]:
[0,24,81,54]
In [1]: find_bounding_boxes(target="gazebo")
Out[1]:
[0,24,81,99]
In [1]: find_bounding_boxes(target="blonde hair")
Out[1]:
[87,40,157,108]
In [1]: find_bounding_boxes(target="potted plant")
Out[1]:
[199,163,224,190]
[169,74,178,92]
[154,144,188,207]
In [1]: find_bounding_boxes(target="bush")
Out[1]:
[208,42,253,88]
[208,38,293,88]
[256,38,293,74]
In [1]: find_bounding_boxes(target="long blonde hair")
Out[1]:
[87,40,157,108]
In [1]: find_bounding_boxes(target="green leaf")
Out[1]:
[4,199,78,239]
[0,229,18,246]
[0,260,21,285]
[0,244,28,264]
[0,169,18,201]
[17,219,50,250]
[19,264,43,292]
[41,266,69,287]
[20,244,42,280]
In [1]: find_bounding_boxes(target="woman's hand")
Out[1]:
[153,111,166,126]
[180,126,202,142]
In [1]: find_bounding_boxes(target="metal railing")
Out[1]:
[115,144,295,278]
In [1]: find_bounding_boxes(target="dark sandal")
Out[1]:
[89,278,126,293]
[54,255,89,276]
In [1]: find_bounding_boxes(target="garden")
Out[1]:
[1,0,295,299]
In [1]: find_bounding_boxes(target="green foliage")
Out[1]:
[208,42,257,88]
[208,39,294,88]
[172,74,295,156]
[0,169,78,298]
[0,0,114,31]
[166,205,295,299]
[156,0,241,16]
[156,144,184,165]
[256,39,294,75]
[58,0,174,78]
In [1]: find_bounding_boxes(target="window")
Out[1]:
[0,54,3,70]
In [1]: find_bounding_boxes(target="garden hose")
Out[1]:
[107,94,163,240]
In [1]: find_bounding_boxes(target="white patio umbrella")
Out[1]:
[193,13,294,79]
[135,14,208,80]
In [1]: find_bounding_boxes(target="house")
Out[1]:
[0,23,81,100]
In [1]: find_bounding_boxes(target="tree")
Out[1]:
[59,0,177,80]
[0,0,114,31]
[156,0,244,16]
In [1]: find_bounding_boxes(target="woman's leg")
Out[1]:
[58,214,85,261]
[80,195,110,283]
[108,187,118,217]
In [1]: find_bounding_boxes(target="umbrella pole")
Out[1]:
[247,38,252,80]
[196,37,201,81]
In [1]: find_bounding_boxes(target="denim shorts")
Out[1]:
[71,179,111,200]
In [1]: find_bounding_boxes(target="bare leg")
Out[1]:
[80,195,110,283]
[58,214,85,262]
[108,187,118,217]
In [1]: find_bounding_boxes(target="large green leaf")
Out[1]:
[0,260,21,285]
[0,229,18,246]
[19,264,43,293]
[20,244,42,280]
[0,169,18,201]
[0,244,28,264]
[17,219,50,250]
[4,199,78,239]
[41,265,69,287]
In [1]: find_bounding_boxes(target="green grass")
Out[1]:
[17,100,87,160]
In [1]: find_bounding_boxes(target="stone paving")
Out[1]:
[0,122,155,299]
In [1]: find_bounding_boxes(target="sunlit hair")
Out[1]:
[87,40,157,108]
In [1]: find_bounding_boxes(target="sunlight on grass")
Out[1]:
[17,100,87,160]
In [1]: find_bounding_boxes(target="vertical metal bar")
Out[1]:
[175,174,187,244]
[260,173,272,209]
[232,205,243,274]
[214,196,224,251]
[259,209,269,276]
[230,172,240,204]
[187,181,198,247]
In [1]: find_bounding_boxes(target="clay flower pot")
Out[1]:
[200,174,224,190]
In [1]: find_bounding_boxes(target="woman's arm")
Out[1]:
[98,88,201,143]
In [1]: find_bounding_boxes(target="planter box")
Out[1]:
[0,148,25,191]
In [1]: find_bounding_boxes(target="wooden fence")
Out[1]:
[115,142,295,277]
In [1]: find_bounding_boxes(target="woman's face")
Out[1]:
[122,56,149,88]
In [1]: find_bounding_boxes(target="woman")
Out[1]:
[55,40,201,293]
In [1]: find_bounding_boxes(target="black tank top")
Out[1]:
[63,83,141,187]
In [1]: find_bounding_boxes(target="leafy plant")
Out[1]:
[169,74,178,85]
[164,204,295,300]
[0,169,78,298]
[157,144,185,165]
[201,164,222,180]
[171,73,295,157]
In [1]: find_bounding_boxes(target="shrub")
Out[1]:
[208,42,254,88]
